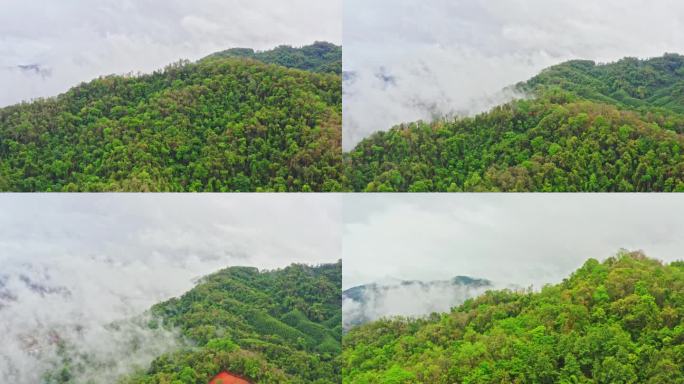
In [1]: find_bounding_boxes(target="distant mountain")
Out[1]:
[346,54,684,192]
[0,273,70,308]
[343,252,684,383]
[16,64,52,78]
[0,42,342,192]
[202,41,341,74]
[118,262,342,384]
[0,277,15,307]
[343,276,492,330]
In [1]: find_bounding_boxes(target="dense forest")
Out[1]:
[0,43,342,192]
[343,251,684,383]
[114,262,342,384]
[203,42,341,75]
[347,54,684,191]
[523,53,684,115]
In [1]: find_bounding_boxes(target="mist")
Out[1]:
[0,0,342,107]
[342,278,496,330]
[0,194,341,383]
[343,0,684,149]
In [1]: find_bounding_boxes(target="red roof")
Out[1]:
[209,371,252,384]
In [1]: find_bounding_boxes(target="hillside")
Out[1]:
[343,252,684,383]
[203,42,341,75]
[522,53,684,116]
[0,43,342,192]
[346,54,684,192]
[119,262,342,384]
[343,277,492,330]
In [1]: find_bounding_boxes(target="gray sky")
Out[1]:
[343,194,684,290]
[0,194,340,383]
[343,0,684,149]
[0,0,341,107]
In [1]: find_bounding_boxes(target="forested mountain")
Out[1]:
[0,43,342,192]
[346,54,684,192]
[203,42,341,75]
[118,262,342,384]
[523,54,684,115]
[343,277,492,330]
[343,251,684,383]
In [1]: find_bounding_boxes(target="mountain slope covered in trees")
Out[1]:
[203,42,341,75]
[119,261,342,384]
[0,43,342,192]
[346,54,684,192]
[343,252,684,383]
[523,53,684,116]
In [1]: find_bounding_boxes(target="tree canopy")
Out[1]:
[346,54,684,192]
[202,42,341,75]
[343,251,684,383]
[119,261,342,384]
[0,43,343,191]
[523,53,684,115]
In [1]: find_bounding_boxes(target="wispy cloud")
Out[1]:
[0,194,341,383]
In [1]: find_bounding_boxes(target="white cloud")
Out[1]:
[343,194,684,290]
[0,194,341,383]
[343,0,684,149]
[0,0,341,107]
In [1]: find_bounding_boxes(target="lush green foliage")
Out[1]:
[523,53,684,116]
[347,54,684,192]
[0,45,342,191]
[203,42,341,75]
[343,252,684,383]
[123,261,342,384]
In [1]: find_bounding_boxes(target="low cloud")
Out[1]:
[342,49,536,149]
[0,194,341,383]
[342,278,496,330]
[343,0,684,149]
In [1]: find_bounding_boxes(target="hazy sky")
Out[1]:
[343,194,684,290]
[0,0,341,107]
[343,0,684,148]
[0,194,340,383]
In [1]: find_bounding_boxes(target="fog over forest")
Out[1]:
[0,194,341,383]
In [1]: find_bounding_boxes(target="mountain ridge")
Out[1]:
[343,251,684,383]
[346,53,684,192]
[118,261,342,383]
[0,42,343,192]
[202,41,341,75]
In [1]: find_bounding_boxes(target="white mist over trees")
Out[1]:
[0,194,341,383]
[343,0,684,148]
[342,277,495,330]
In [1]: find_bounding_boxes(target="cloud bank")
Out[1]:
[0,194,341,383]
[0,0,341,107]
[343,0,684,149]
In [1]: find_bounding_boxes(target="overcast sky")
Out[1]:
[343,0,684,149]
[0,194,340,383]
[0,0,341,107]
[343,194,684,290]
